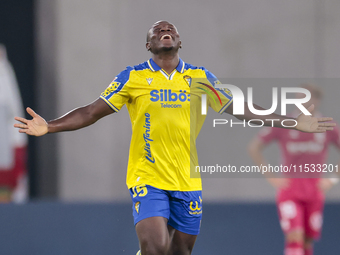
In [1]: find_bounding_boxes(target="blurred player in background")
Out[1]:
[248,84,340,255]
[0,44,28,203]
[14,21,335,255]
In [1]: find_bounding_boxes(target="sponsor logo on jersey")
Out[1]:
[146,78,153,85]
[286,141,324,154]
[150,89,190,108]
[143,113,155,163]
[150,89,190,102]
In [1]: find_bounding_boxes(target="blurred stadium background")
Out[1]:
[1,0,339,254]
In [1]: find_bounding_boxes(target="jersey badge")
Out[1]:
[183,75,192,87]
[135,201,140,214]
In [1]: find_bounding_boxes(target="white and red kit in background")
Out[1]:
[0,46,28,203]
[258,125,340,239]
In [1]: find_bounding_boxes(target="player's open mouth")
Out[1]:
[160,34,172,40]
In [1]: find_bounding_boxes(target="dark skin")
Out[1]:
[146,21,182,74]
[14,21,335,255]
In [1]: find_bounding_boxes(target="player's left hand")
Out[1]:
[318,178,334,193]
[295,104,335,133]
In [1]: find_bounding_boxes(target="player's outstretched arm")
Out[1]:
[225,103,335,133]
[14,98,114,136]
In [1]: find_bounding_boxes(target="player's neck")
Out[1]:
[152,54,179,75]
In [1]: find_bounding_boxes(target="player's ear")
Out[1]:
[146,42,151,51]
[179,40,182,49]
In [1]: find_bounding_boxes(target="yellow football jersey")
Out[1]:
[100,58,233,191]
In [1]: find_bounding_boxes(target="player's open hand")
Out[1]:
[295,104,335,133]
[14,107,48,136]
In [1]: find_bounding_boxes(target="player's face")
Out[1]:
[146,21,181,54]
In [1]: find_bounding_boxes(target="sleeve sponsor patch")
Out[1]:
[101,82,121,97]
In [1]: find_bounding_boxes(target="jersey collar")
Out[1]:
[147,58,185,73]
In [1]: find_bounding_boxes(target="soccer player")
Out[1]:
[14,21,335,255]
[0,44,28,203]
[248,84,340,255]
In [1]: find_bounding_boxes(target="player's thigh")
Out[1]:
[130,185,171,253]
[167,225,197,255]
[304,198,324,240]
[277,199,305,242]
[136,216,170,254]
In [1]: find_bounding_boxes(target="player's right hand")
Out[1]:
[14,107,48,136]
[295,104,335,133]
[267,178,290,189]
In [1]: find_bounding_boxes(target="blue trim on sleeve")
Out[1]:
[99,96,119,112]
[104,66,133,100]
[218,99,233,114]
